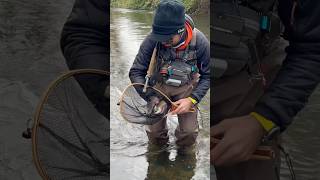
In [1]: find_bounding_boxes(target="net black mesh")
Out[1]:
[119,84,171,125]
[34,72,109,180]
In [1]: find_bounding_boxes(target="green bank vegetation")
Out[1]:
[110,0,209,14]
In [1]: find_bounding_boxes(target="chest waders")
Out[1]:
[154,29,199,87]
[212,0,281,85]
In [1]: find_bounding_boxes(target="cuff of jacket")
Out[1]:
[254,104,285,132]
[250,112,276,132]
[190,94,200,104]
[188,96,197,104]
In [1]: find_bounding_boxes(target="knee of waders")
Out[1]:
[175,129,198,147]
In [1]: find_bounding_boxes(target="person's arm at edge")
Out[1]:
[253,1,320,132]
[60,0,108,70]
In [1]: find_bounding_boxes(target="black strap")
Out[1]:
[278,145,296,180]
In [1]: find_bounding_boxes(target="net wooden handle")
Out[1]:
[212,138,275,160]
[147,47,157,77]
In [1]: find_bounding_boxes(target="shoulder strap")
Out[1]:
[189,28,197,49]
[181,29,198,62]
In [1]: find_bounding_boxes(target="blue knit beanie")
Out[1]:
[150,0,186,42]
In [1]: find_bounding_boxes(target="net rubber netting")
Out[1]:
[119,83,172,125]
[32,70,109,180]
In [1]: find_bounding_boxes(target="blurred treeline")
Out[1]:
[110,0,209,14]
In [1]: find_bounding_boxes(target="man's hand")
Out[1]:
[171,98,193,115]
[211,115,265,166]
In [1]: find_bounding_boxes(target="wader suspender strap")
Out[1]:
[190,29,197,47]
[156,29,198,87]
[248,40,267,86]
[182,29,197,62]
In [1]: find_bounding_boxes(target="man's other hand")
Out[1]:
[211,115,265,166]
[171,98,193,115]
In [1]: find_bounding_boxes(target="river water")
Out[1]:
[110,8,210,180]
[0,0,74,179]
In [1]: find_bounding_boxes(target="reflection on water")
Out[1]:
[110,8,210,180]
[146,144,197,180]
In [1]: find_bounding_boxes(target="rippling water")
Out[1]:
[279,87,320,180]
[110,8,210,180]
[0,0,74,179]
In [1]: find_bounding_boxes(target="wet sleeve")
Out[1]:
[60,0,108,70]
[254,1,320,131]
[190,30,210,103]
[129,35,157,84]
[60,0,109,117]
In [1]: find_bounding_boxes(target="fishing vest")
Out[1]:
[212,0,282,79]
[154,29,198,87]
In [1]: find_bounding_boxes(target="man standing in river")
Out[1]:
[129,0,210,148]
